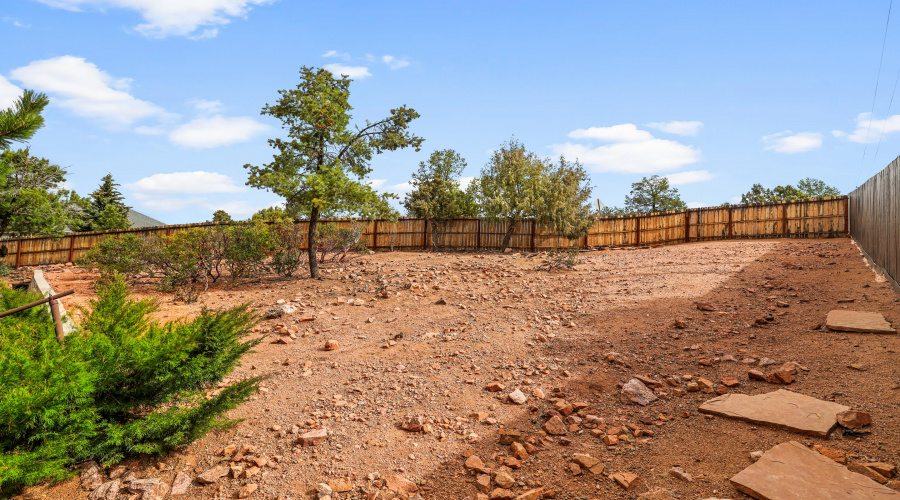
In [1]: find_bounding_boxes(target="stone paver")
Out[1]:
[699,389,849,436]
[826,310,895,334]
[730,441,900,499]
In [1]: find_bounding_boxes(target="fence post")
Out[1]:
[843,197,850,235]
[422,219,427,250]
[476,219,482,250]
[683,210,690,243]
[530,220,536,252]
[67,234,76,263]
[727,207,733,239]
[373,219,379,250]
[781,202,788,237]
[14,237,22,269]
[635,217,641,246]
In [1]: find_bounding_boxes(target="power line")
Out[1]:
[856,0,893,188]
[871,61,900,167]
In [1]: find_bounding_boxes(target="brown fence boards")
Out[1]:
[0,196,848,268]
[850,156,899,286]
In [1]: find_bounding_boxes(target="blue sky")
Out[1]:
[1,1,898,223]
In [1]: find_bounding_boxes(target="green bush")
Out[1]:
[316,222,367,263]
[77,234,149,278]
[270,222,306,277]
[0,276,263,493]
[221,223,272,284]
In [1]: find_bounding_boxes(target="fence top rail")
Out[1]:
[5,195,849,242]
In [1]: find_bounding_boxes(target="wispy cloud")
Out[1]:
[322,50,350,61]
[169,115,268,148]
[549,123,702,173]
[33,0,273,39]
[9,56,169,126]
[127,171,246,195]
[382,55,410,70]
[0,76,23,109]
[832,112,900,144]
[762,131,823,153]
[646,120,703,136]
[665,170,716,185]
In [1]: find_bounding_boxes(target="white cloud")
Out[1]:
[388,181,413,195]
[0,75,23,109]
[169,115,268,148]
[459,176,474,190]
[127,171,246,195]
[568,124,654,142]
[832,112,900,144]
[687,202,705,209]
[665,170,716,185]
[646,120,703,136]
[366,179,387,189]
[550,123,702,173]
[322,50,350,60]
[762,130,823,153]
[134,125,167,135]
[323,63,372,79]
[382,55,410,70]
[34,0,273,38]
[189,98,223,113]
[4,17,31,28]
[730,196,742,204]
[9,56,167,125]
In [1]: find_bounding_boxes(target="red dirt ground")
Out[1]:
[12,237,900,500]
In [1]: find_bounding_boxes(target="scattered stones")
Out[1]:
[238,483,258,498]
[485,382,505,392]
[837,410,872,429]
[88,480,120,500]
[170,472,192,496]
[611,472,642,491]
[621,378,658,406]
[825,310,896,334]
[542,415,567,435]
[699,389,850,436]
[669,466,693,482]
[499,430,523,445]
[848,463,889,485]
[721,377,740,387]
[323,340,339,351]
[197,466,229,485]
[401,414,425,432]
[638,488,676,500]
[384,475,418,495]
[81,462,104,491]
[298,428,328,446]
[696,302,715,311]
[464,455,485,471]
[508,388,528,405]
[812,445,847,464]
[730,441,900,499]
[748,369,766,381]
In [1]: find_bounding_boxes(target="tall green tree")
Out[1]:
[245,67,423,279]
[82,174,131,231]
[211,210,233,223]
[624,175,686,214]
[0,149,76,239]
[0,90,49,151]
[469,138,546,250]
[403,149,477,250]
[740,177,840,204]
[540,157,595,240]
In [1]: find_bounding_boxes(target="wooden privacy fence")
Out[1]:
[0,196,849,269]
[850,154,900,287]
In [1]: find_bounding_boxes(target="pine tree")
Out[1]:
[0,90,49,151]
[85,174,130,231]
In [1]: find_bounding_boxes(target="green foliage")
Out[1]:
[403,149,477,250]
[269,222,306,277]
[245,66,422,278]
[469,138,546,249]
[741,177,841,204]
[539,157,594,240]
[0,90,49,150]
[0,276,262,493]
[251,206,291,222]
[77,174,131,231]
[78,234,149,277]
[211,209,233,223]
[624,175,686,214]
[0,149,78,239]
[316,222,367,263]
[219,223,272,285]
[598,206,633,218]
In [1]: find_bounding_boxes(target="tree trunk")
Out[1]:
[431,220,441,252]
[500,220,518,251]
[307,205,320,279]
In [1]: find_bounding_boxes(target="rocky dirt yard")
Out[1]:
[14,237,900,500]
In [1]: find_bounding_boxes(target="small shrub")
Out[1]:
[537,247,581,271]
[221,223,272,284]
[270,222,306,277]
[77,234,149,279]
[0,275,263,494]
[317,222,366,263]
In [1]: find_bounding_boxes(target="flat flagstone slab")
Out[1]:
[826,310,895,334]
[730,441,900,500]
[698,389,849,436]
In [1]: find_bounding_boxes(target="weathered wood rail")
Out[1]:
[850,155,900,287]
[0,196,849,269]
